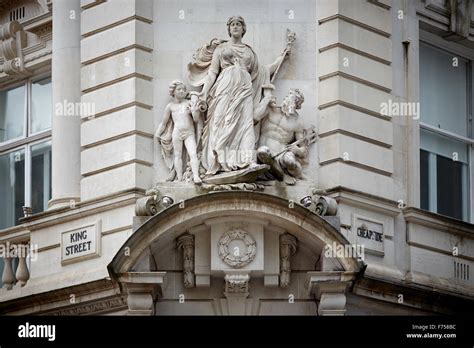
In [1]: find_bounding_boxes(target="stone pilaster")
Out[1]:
[79,0,154,201]
[317,0,394,200]
[49,0,81,209]
[177,233,195,288]
[279,233,297,287]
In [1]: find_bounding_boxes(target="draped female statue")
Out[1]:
[188,16,292,176]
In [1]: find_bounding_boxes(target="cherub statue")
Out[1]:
[155,80,202,184]
[254,88,317,185]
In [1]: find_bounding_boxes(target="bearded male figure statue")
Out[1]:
[255,88,316,185]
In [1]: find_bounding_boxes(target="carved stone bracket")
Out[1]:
[279,233,297,287]
[224,273,250,297]
[305,271,357,316]
[0,21,30,77]
[177,233,195,288]
[222,272,251,315]
[135,187,175,216]
[300,190,338,217]
[447,0,473,40]
[118,272,166,316]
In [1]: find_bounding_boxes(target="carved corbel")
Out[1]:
[118,272,166,316]
[135,187,174,216]
[0,21,30,77]
[177,233,195,288]
[224,273,249,297]
[305,271,356,316]
[279,233,297,287]
[300,189,338,217]
[445,0,474,40]
[222,272,251,315]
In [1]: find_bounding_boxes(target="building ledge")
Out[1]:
[326,186,400,216]
[15,188,144,232]
[403,206,474,238]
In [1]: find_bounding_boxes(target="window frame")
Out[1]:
[419,31,474,223]
[28,137,52,211]
[0,78,28,147]
[0,73,52,227]
[29,75,53,138]
[0,73,52,153]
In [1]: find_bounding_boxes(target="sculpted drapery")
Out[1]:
[154,16,313,187]
[188,16,270,175]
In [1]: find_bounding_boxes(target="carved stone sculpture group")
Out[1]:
[155,16,316,186]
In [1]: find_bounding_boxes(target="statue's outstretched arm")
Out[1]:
[267,54,285,76]
[254,95,275,122]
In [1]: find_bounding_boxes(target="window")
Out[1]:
[419,42,473,222]
[0,84,26,142]
[0,77,52,230]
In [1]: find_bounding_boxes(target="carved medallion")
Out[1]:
[218,229,256,268]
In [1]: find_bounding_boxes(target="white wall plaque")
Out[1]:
[61,220,101,265]
[353,214,384,256]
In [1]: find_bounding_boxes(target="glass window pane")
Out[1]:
[0,149,25,229]
[0,85,26,142]
[420,43,468,137]
[420,128,469,164]
[31,77,52,134]
[436,154,467,221]
[420,128,470,221]
[31,141,52,214]
[420,149,429,210]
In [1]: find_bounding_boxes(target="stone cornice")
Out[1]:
[0,190,142,247]
[19,189,144,228]
[354,274,474,314]
[325,186,401,216]
[417,0,474,45]
[0,278,120,314]
[403,206,474,237]
[0,14,51,84]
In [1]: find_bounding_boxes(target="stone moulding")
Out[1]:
[0,20,32,78]
[201,182,265,192]
[49,296,127,316]
[422,0,474,42]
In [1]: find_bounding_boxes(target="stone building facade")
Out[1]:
[0,0,473,316]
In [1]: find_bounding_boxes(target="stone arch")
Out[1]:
[108,191,365,315]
